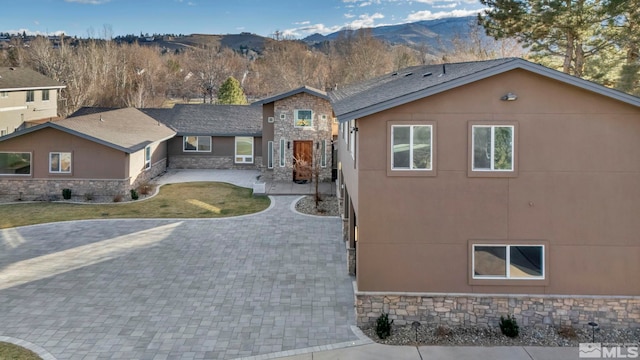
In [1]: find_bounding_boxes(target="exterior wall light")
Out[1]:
[501,92,518,101]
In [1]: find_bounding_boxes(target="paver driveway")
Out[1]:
[0,196,358,359]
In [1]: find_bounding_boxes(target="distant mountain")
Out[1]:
[303,16,482,53]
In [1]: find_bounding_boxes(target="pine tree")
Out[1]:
[217,76,248,105]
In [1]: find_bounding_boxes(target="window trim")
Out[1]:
[183,135,212,153]
[294,109,313,128]
[42,89,50,102]
[467,121,518,178]
[144,145,151,170]
[468,240,549,286]
[279,138,286,167]
[49,152,72,174]
[0,152,32,176]
[386,121,437,177]
[267,140,274,169]
[234,136,254,164]
[320,140,327,168]
[26,90,35,103]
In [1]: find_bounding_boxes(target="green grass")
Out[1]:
[0,182,270,229]
[0,342,42,360]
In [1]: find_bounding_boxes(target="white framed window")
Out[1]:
[349,119,355,159]
[49,152,71,173]
[26,90,35,103]
[472,125,514,171]
[321,140,327,168]
[279,139,286,167]
[472,244,544,280]
[235,136,253,163]
[391,125,432,170]
[42,89,50,102]
[0,91,8,98]
[144,145,151,169]
[0,152,31,176]
[183,136,211,152]
[267,141,274,169]
[280,113,286,120]
[294,109,313,127]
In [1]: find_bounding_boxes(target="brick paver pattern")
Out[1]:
[0,196,357,359]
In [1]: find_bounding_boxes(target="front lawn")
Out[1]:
[0,182,270,229]
[0,341,41,359]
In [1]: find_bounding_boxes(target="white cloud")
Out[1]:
[433,3,457,9]
[344,13,356,19]
[64,0,110,4]
[406,8,484,21]
[294,21,311,25]
[347,12,385,28]
[284,12,385,38]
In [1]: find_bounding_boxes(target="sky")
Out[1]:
[2,0,486,39]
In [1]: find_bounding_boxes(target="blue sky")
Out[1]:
[2,0,486,38]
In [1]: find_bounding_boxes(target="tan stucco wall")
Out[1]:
[348,69,640,296]
[0,89,59,134]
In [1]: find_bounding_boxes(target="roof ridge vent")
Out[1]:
[423,72,432,77]
[404,72,413,77]
[391,72,398,76]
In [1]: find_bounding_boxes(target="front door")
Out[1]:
[293,140,313,182]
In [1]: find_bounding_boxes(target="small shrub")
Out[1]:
[138,182,154,195]
[113,193,123,202]
[499,314,520,338]
[130,189,139,200]
[62,188,72,200]
[375,313,394,339]
[84,192,94,201]
[558,325,578,339]
[435,325,451,338]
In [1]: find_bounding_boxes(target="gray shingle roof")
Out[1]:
[329,57,640,121]
[149,104,262,137]
[253,85,329,105]
[0,67,65,91]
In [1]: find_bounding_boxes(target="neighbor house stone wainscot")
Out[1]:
[355,291,640,329]
[169,155,262,171]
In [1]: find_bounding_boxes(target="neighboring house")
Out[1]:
[0,67,65,136]
[0,108,175,199]
[145,104,263,170]
[254,86,337,182]
[330,58,640,328]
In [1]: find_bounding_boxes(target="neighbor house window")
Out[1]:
[472,125,514,171]
[0,91,8,98]
[279,139,286,167]
[49,152,71,173]
[349,119,356,159]
[42,89,50,101]
[473,244,544,279]
[235,136,253,163]
[144,146,151,169]
[26,90,35,103]
[267,141,274,169]
[391,125,432,170]
[0,152,31,175]
[294,109,313,127]
[183,136,211,152]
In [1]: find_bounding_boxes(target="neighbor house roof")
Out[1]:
[0,67,65,92]
[0,107,176,153]
[149,104,262,137]
[329,57,640,122]
[253,85,329,105]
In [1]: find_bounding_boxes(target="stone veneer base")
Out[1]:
[355,288,640,329]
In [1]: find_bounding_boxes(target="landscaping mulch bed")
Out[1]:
[295,195,339,216]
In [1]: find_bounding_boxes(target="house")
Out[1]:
[0,67,65,136]
[330,58,640,329]
[144,104,263,170]
[254,86,337,182]
[0,107,175,200]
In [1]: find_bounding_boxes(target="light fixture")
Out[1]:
[354,225,358,242]
[287,141,291,149]
[501,92,518,101]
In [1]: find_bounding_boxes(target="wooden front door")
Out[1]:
[293,140,313,181]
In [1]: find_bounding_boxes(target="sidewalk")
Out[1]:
[274,343,579,360]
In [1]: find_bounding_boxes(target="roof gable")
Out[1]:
[330,58,640,121]
[0,108,176,153]
[0,67,65,91]
[253,85,329,105]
